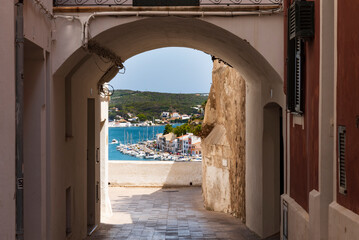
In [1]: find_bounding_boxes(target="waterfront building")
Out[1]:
[157,132,176,152]
[191,142,202,155]
[171,112,180,118]
[161,112,170,118]
[181,114,190,120]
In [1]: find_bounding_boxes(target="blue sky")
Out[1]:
[109,47,213,93]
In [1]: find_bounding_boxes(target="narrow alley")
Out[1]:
[88,187,278,240]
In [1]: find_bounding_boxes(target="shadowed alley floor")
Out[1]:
[88,187,279,240]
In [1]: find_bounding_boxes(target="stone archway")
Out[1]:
[49,16,285,239]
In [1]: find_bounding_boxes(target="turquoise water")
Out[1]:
[108,124,180,160]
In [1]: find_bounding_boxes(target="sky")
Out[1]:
[109,47,213,93]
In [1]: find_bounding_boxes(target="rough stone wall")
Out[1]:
[202,60,246,222]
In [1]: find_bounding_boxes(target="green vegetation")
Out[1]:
[136,113,147,122]
[109,111,118,121]
[164,122,202,137]
[109,90,208,120]
[201,99,208,111]
[163,124,173,134]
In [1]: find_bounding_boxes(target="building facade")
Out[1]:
[0,0,358,239]
[282,0,359,239]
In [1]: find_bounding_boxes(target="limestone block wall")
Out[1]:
[202,60,246,222]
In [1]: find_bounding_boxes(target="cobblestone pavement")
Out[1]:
[88,187,278,240]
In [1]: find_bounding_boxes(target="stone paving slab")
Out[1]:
[88,187,276,240]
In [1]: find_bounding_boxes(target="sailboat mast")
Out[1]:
[152,117,155,140]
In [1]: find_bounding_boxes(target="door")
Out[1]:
[87,98,96,231]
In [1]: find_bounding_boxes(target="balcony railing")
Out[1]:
[54,0,283,7]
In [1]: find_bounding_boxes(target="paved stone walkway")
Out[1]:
[88,187,278,240]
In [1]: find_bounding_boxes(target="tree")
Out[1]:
[137,113,147,122]
[173,124,190,136]
[108,111,117,121]
[163,124,173,135]
[193,125,202,136]
[201,100,207,112]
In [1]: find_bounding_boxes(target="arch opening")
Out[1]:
[49,15,285,239]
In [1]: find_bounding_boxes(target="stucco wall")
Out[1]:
[286,0,321,213]
[100,98,113,219]
[24,40,49,240]
[0,2,15,239]
[108,161,202,187]
[50,54,107,239]
[329,202,359,240]
[202,60,246,222]
[282,194,309,240]
[336,0,359,215]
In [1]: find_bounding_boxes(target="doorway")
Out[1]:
[262,102,284,237]
[87,98,96,233]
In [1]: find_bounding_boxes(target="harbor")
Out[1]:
[109,125,202,162]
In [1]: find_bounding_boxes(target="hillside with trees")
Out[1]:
[109,90,208,120]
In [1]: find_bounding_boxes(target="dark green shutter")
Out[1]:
[289,1,315,40]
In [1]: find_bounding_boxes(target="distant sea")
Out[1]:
[108,124,181,161]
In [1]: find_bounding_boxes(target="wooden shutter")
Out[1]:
[289,1,315,40]
[287,4,305,115]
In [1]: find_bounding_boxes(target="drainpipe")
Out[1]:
[81,8,283,47]
[15,0,24,239]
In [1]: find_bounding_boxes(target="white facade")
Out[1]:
[161,112,170,118]
[177,134,201,154]
[128,117,138,122]
[171,112,180,118]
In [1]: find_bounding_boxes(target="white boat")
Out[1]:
[129,150,137,156]
[145,153,154,159]
[177,157,190,162]
[136,152,146,158]
[111,139,118,144]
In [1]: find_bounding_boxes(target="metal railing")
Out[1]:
[54,0,282,7]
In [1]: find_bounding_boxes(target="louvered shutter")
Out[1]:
[294,38,304,114]
[289,1,315,40]
[338,126,347,194]
[287,2,307,115]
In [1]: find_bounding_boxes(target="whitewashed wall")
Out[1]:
[108,161,202,187]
